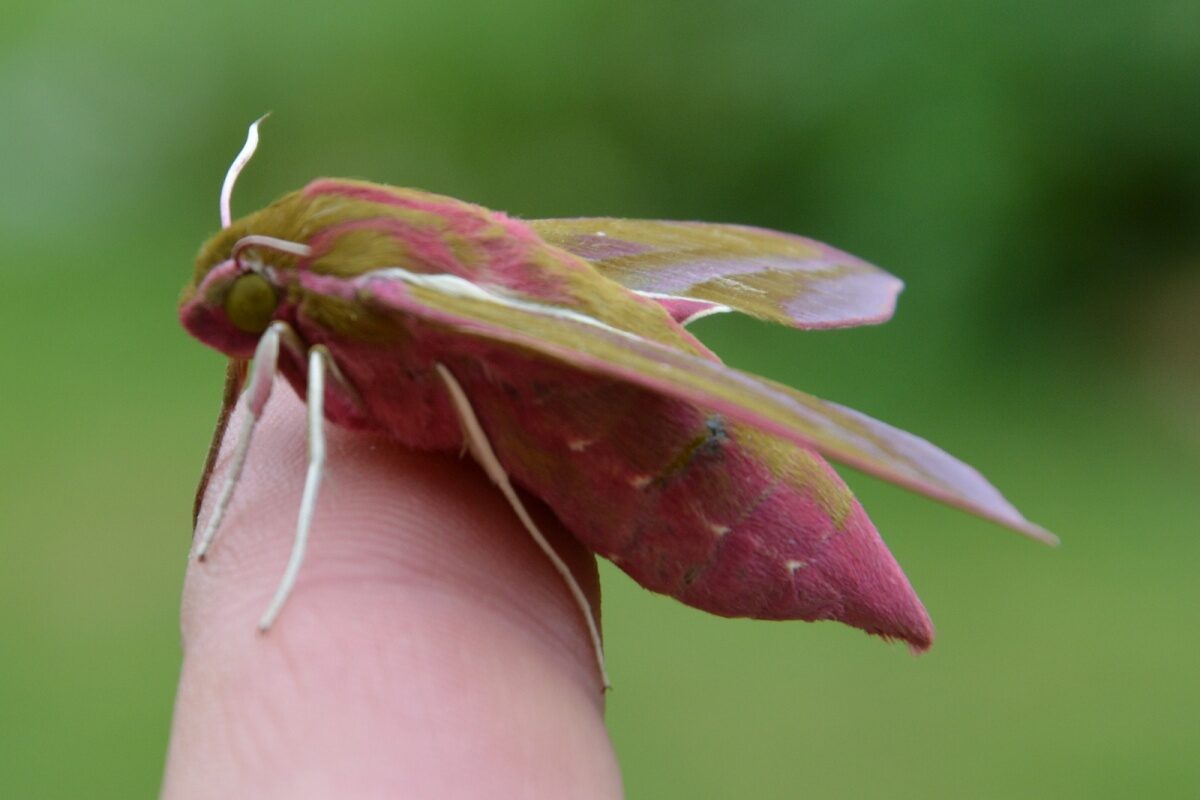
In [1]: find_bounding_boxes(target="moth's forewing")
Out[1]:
[357,274,1054,545]
[530,218,904,330]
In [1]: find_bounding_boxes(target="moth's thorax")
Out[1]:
[181,177,706,361]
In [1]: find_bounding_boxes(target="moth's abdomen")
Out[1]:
[647,426,934,648]
[461,354,934,651]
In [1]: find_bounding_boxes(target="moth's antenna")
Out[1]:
[220,114,270,229]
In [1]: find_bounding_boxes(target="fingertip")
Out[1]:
[169,384,620,798]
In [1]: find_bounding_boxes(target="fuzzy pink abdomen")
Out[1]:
[452,350,935,650]
[293,312,932,650]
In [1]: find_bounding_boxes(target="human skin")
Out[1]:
[161,383,623,799]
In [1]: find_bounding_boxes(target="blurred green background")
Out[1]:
[2,1,1197,797]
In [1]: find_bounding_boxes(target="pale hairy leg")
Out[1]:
[435,362,611,691]
[196,321,291,560]
[257,346,336,632]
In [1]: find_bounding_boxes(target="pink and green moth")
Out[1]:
[182,119,1056,688]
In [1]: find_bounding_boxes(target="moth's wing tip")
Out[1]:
[1019,520,1060,547]
[980,506,1058,546]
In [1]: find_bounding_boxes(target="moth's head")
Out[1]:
[179,193,316,358]
[180,175,465,359]
[179,118,301,357]
[180,118,425,357]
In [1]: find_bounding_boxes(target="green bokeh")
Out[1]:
[2,2,1197,797]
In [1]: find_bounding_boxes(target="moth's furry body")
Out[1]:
[183,179,933,647]
[184,152,1053,655]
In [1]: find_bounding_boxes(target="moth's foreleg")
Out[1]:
[192,358,247,527]
[257,346,335,632]
[435,363,611,691]
[195,321,293,560]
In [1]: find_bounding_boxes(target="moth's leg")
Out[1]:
[193,359,248,527]
[435,363,611,691]
[272,322,364,416]
[257,346,334,632]
[195,321,293,561]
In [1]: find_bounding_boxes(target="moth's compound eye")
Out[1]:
[225,272,278,333]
